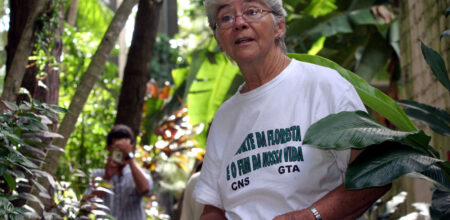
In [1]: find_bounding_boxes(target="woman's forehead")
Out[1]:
[217,0,266,12]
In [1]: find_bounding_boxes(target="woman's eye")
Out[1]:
[245,8,259,16]
[220,15,233,23]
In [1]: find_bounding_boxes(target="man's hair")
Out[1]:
[106,124,135,146]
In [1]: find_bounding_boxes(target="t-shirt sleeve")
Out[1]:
[144,169,154,196]
[192,125,224,209]
[332,85,367,173]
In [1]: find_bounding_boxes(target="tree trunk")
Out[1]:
[7,0,38,104]
[66,0,78,26]
[6,0,33,74]
[0,0,49,105]
[115,0,163,138]
[27,0,139,215]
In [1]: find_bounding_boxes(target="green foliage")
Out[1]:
[303,111,433,155]
[420,42,450,91]
[177,0,211,53]
[285,0,399,84]
[398,100,450,136]
[173,39,243,148]
[151,33,189,85]
[301,16,450,217]
[0,99,66,219]
[186,40,240,126]
[52,180,114,219]
[35,0,63,63]
[303,0,338,18]
[347,143,450,190]
[76,0,113,39]
[302,110,449,190]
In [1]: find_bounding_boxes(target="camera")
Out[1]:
[112,149,123,163]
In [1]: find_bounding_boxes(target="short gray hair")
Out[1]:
[204,0,287,53]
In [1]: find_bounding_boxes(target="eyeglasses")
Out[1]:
[215,8,275,30]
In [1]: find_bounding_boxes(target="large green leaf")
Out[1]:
[172,67,189,89]
[307,13,353,39]
[187,43,240,125]
[77,0,113,38]
[346,143,450,190]
[421,42,450,91]
[303,0,338,18]
[398,100,450,136]
[303,111,433,156]
[348,8,376,25]
[289,6,375,42]
[288,53,418,131]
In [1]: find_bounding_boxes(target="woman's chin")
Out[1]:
[232,51,261,63]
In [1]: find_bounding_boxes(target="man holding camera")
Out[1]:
[87,124,152,220]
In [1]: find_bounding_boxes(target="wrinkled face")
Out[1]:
[214,0,285,63]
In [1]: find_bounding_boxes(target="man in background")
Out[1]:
[86,124,152,220]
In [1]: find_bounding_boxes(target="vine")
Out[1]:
[30,0,63,79]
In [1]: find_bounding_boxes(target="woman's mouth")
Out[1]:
[235,37,254,45]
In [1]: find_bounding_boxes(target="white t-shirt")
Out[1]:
[180,172,205,220]
[193,59,366,220]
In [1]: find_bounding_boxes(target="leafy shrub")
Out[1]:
[0,99,65,219]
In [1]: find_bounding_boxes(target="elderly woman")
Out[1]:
[193,0,391,219]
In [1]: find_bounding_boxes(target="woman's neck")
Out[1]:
[238,51,291,93]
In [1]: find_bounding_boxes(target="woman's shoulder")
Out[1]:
[289,59,352,88]
[291,59,340,78]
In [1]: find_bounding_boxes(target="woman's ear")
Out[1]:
[274,19,286,39]
[214,32,224,51]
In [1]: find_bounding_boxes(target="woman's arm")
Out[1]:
[274,183,391,220]
[274,149,391,220]
[200,205,227,220]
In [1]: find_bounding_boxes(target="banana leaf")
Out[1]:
[187,43,240,126]
[288,53,418,131]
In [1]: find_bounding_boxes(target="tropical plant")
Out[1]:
[284,0,400,85]
[298,36,450,219]
[0,98,66,219]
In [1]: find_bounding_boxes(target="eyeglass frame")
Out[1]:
[214,8,277,30]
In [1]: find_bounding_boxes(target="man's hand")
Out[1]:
[104,156,120,180]
[113,138,133,155]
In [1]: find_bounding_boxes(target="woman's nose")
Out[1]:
[234,15,248,30]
